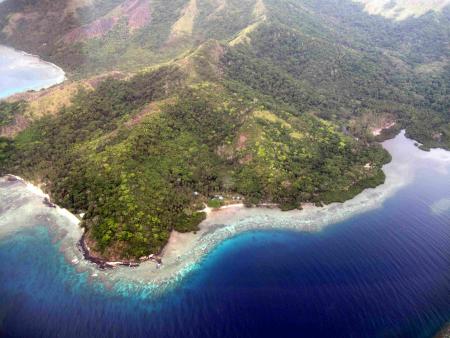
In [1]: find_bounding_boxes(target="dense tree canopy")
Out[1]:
[0,0,448,259]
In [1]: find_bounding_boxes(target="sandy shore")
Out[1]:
[1,131,449,290]
[0,45,66,100]
[72,131,450,287]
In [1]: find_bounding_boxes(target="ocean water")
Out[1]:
[0,134,449,337]
[0,47,448,336]
[0,46,65,99]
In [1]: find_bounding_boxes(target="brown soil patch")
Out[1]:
[237,134,248,150]
[64,0,151,43]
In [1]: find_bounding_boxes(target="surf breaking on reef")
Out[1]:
[1,131,449,291]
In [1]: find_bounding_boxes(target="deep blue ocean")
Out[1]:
[0,48,449,338]
[0,164,449,337]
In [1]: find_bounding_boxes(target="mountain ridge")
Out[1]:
[0,0,448,259]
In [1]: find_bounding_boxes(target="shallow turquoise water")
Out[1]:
[0,49,449,336]
[0,144,449,337]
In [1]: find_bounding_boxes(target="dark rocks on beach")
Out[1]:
[77,233,142,270]
[149,255,162,264]
[5,175,19,182]
[43,197,56,208]
[77,233,111,269]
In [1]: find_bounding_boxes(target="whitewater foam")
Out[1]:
[1,131,449,291]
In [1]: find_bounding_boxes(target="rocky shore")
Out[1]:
[77,232,164,270]
[2,132,449,287]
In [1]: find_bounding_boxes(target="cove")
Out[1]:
[0,45,65,99]
[0,132,449,337]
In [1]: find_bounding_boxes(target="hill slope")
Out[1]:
[0,47,390,259]
[0,0,448,260]
[0,0,264,74]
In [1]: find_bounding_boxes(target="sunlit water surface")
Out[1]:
[0,52,449,338]
[0,132,449,338]
[0,46,64,99]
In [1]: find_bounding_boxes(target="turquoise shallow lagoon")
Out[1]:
[0,45,449,336]
[0,131,449,337]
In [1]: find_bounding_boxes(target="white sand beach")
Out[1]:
[1,131,449,289]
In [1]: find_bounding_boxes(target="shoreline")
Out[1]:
[3,174,144,269]
[77,232,141,269]
[0,171,386,272]
[2,174,305,270]
[1,131,450,288]
[0,45,66,100]
[0,132,413,280]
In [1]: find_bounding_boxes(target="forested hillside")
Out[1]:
[0,55,389,259]
[0,0,265,74]
[0,0,448,259]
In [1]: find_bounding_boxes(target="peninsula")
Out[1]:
[0,0,448,262]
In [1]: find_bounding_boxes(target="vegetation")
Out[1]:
[0,64,389,259]
[0,0,448,259]
[207,199,224,209]
[222,21,449,150]
[0,101,26,127]
[0,0,263,75]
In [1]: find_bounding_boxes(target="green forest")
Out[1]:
[0,64,389,259]
[0,0,448,259]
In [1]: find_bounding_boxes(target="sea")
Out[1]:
[0,46,65,99]
[0,47,449,338]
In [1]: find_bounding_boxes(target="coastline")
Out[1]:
[0,28,450,332]
[0,45,66,100]
[1,130,449,337]
[1,131,450,289]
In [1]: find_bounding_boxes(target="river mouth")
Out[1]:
[0,45,65,99]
